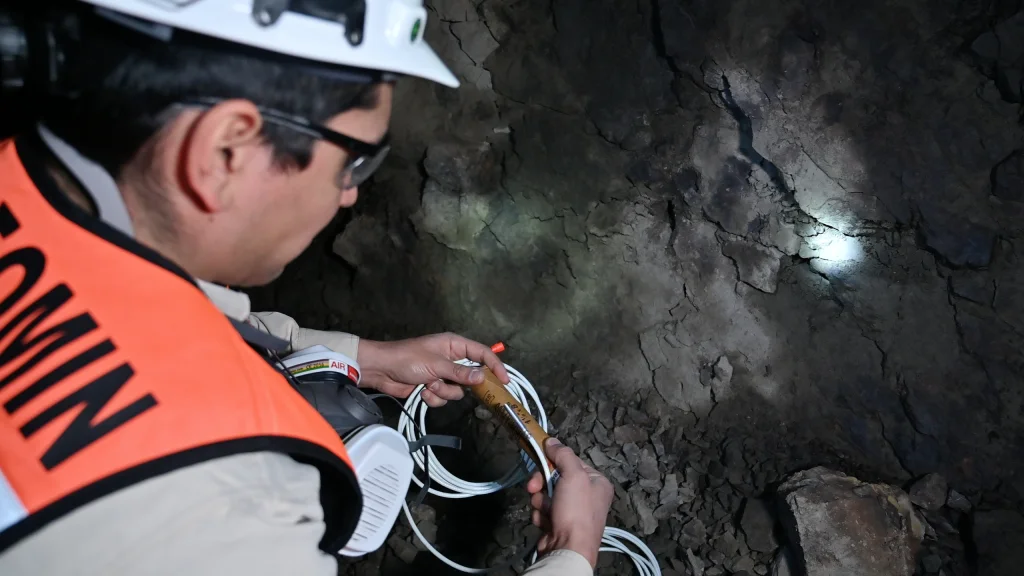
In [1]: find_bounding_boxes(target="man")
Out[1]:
[0,1,613,575]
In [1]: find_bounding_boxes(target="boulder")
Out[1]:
[778,467,923,576]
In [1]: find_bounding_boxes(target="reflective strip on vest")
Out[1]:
[0,137,361,552]
[0,468,26,533]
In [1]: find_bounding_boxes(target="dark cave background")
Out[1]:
[247,0,1024,574]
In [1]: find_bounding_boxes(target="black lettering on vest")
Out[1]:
[20,363,157,470]
[0,203,20,238]
[4,339,116,414]
[0,285,98,393]
[0,247,45,318]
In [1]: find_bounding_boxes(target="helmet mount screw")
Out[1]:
[252,0,288,27]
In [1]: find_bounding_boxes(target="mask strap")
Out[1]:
[407,434,462,453]
[406,434,462,506]
[363,393,463,506]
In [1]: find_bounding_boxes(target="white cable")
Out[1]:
[398,360,661,575]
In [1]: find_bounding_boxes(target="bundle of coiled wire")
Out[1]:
[397,359,662,575]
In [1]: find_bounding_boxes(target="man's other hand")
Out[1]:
[526,438,614,568]
[357,333,510,407]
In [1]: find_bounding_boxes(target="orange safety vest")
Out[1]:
[0,136,361,553]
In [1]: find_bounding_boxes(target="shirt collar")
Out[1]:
[197,280,253,322]
[37,123,254,323]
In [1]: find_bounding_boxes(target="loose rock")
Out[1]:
[631,488,659,536]
[639,477,662,494]
[729,555,756,573]
[659,473,680,507]
[713,530,740,557]
[410,505,437,552]
[945,489,971,513]
[679,517,707,549]
[652,504,673,519]
[921,554,942,573]
[494,524,515,547]
[387,534,418,564]
[622,442,641,468]
[740,498,779,553]
[597,400,615,428]
[613,424,649,445]
[686,548,705,576]
[778,467,921,576]
[679,467,699,502]
[909,473,947,511]
[710,355,734,401]
[588,446,613,469]
[637,448,660,480]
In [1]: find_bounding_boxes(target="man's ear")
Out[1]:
[181,100,264,213]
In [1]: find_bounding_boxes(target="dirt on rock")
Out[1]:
[249,0,1024,574]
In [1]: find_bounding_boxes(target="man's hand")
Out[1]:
[526,438,614,568]
[357,333,510,407]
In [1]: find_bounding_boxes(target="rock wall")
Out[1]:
[250,0,1024,572]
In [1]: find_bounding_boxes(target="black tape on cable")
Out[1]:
[408,434,462,453]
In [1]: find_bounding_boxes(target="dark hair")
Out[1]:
[42,7,380,178]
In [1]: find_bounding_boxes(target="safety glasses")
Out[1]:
[178,98,391,190]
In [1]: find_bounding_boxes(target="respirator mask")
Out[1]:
[280,345,459,558]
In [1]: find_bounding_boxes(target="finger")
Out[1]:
[531,510,552,532]
[372,379,413,399]
[419,388,447,408]
[526,471,545,494]
[426,379,465,401]
[429,357,486,387]
[445,335,510,384]
[537,534,552,555]
[530,492,551,515]
[544,438,585,476]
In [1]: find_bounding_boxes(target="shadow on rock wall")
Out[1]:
[249,0,1024,573]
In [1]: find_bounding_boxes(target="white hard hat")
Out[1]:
[77,0,459,88]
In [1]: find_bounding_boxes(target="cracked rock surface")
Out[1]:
[250,0,1024,573]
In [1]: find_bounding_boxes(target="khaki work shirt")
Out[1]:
[0,284,591,576]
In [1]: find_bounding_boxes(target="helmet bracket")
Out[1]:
[252,0,366,47]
